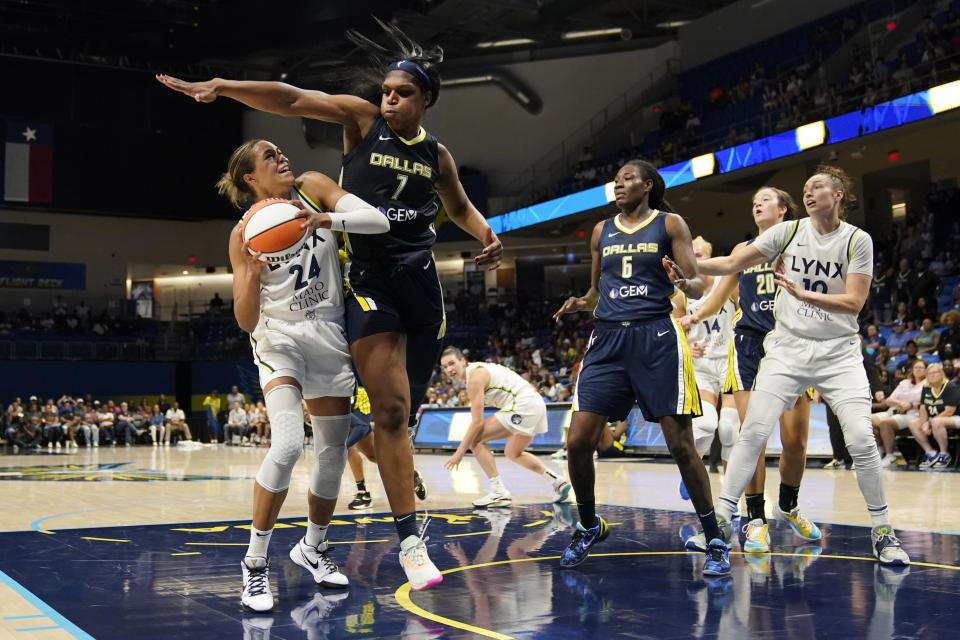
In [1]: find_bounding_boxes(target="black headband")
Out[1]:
[386,59,433,94]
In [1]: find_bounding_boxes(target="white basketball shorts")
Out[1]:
[250,316,354,399]
[754,329,870,408]
[693,356,728,398]
[494,395,548,437]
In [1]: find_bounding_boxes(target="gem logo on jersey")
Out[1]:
[380,206,419,222]
[750,300,775,312]
[609,284,649,299]
[510,414,522,425]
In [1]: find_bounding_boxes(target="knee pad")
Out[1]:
[309,414,351,500]
[692,405,719,454]
[256,384,304,493]
[718,407,740,461]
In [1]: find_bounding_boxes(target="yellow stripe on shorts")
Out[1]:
[674,319,702,416]
[724,339,741,393]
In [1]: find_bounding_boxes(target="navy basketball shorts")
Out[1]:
[344,258,446,344]
[574,317,702,422]
[345,409,372,449]
[724,329,765,393]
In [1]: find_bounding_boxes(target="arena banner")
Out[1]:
[0,260,85,289]
[414,402,831,456]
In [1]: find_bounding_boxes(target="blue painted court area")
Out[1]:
[1,505,958,639]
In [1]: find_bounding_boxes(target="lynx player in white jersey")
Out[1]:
[674,236,738,458]
[697,166,909,566]
[222,139,389,611]
[440,346,570,508]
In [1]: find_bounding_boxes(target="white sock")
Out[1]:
[490,476,505,491]
[305,519,328,547]
[542,469,559,483]
[246,525,272,559]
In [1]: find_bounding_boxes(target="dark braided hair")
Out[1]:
[346,18,444,108]
[625,159,674,213]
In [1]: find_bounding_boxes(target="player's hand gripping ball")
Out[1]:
[241,199,309,263]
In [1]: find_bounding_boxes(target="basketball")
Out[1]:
[240,198,307,263]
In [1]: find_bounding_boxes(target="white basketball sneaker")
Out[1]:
[241,557,273,612]
[552,479,572,503]
[473,487,512,508]
[289,537,348,587]
[399,535,443,591]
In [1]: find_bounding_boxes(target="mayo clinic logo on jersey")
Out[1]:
[609,284,649,299]
[749,300,775,313]
[289,280,330,312]
[379,206,419,222]
[510,414,522,425]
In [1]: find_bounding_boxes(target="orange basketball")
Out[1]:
[240,199,308,263]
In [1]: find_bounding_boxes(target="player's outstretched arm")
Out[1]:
[698,242,768,276]
[156,75,379,131]
[293,172,389,235]
[553,222,603,322]
[444,367,490,471]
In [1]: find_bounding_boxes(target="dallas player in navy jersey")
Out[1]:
[553,159,731,575]
[158,21,501,589]
[695,166,910,566]
[218,139,388,611]
[677,188,818,554]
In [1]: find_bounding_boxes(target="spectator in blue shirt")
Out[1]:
[863,324,886,352]
[886,320,911,356]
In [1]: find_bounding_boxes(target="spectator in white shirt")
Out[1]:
[164,402,190,445]
[227,401,248,445]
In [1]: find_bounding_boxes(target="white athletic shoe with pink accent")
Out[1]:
[399,535,442,591]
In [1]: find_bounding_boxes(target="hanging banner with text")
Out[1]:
[0,260,85,289]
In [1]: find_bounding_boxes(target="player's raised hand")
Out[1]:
[553,296,587,322]
[774,272,804,300]
[475,227,502,271]
[662,256,688,292]
[293,202,332,231]
[156,74,220,103]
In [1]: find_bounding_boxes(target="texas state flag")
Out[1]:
[2,120,53,203]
